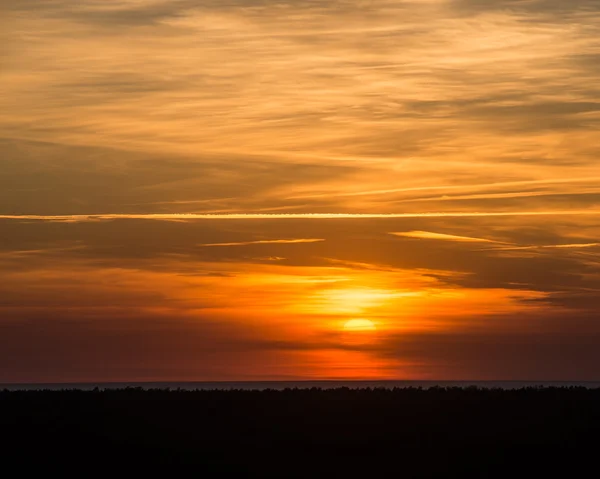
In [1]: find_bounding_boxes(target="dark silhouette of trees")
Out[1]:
[1,386,599,477]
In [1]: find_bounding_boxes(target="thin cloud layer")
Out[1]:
[2,0,600,216]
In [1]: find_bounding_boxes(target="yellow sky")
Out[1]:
[1,0,599,382]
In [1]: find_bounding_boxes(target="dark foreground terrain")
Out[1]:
[2,387,599,477]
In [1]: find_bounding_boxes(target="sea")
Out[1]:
[2,380,600,391]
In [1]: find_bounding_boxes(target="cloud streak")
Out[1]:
[288,177,600,200]
[390,231,500,243]
[489,243,600,251]
[200,238,325,247]
[2,210,600,222]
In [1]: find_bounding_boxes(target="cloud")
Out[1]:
[390,231,500,243]
[2,210,600,222]
[2,0,600,219]
[288,177,600,200]
[200,238,325,247]
[489,243,600,251]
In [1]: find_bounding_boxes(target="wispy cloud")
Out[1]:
[288,177,600,200]
[200,238,324,247]
[390,231,500,243]
[402,191,579,203]
[490,243,600,251]
[2,210,600,222]
[2,0,600,217]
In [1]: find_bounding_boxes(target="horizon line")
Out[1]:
[3,379,600,385]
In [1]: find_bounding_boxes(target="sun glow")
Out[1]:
[315,287,403,315]
[343,319,377,332]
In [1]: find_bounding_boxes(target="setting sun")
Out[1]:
[343,319,377,332]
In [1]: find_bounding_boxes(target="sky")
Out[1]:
[1,0,600,383]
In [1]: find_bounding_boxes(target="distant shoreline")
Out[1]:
[4,379,600,391]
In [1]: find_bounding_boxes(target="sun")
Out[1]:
[343,319,376,332]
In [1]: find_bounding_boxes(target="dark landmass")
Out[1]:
[2,387,599,477]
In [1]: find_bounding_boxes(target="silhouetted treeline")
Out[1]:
[2,386,599,477]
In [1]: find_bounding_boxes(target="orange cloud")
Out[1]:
[2,210,600,222]
[200,238,325,247]
[390,231,500,243]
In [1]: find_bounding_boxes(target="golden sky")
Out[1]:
[1,0,599,382]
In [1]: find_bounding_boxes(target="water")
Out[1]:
[3,380,600,391]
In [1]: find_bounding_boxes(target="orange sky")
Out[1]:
[1,0,600,382]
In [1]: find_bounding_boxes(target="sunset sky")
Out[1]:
[1,0,600,382]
